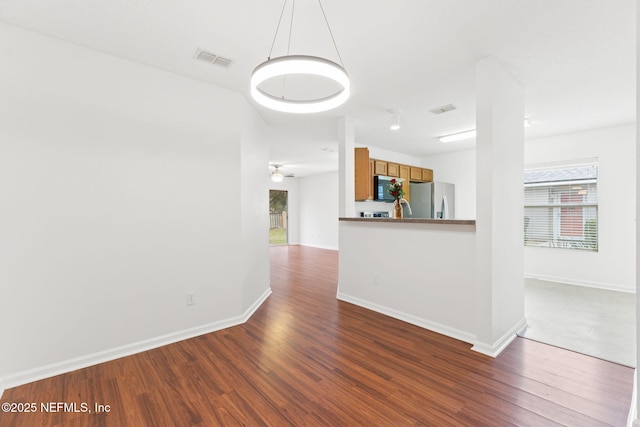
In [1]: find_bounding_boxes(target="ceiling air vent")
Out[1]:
[429,104,456,115]
[194,49,232,68]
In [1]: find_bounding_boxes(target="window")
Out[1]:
[524,162,598,251]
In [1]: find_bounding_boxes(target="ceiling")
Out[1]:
[0,1,635,177]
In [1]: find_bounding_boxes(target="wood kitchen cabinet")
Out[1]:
[399,165,411,201]
[387,162,400,177]
[355,147,433,200]
[374,160,388,176]
[368,159,374,200]
[408,167,434,183]
[354,148,371,201]
[410,167,422,181]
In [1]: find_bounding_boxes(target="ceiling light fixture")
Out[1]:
[251,0,350,114]
[439,129,477,143]
[271,165,285,182]
[389,110,401,131]
[439,119,531,143]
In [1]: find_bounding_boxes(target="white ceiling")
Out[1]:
[0,1,635,177]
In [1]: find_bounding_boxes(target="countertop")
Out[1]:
[339,217,476,226]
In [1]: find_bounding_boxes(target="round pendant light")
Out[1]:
[251,0,349,114]
[251,55,350,114]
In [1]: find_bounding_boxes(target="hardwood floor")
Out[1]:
[0,245,634,426]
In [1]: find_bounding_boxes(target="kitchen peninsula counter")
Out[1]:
[338,214,477,347]
[339,217,475,226]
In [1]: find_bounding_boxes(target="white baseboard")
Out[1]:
[629,371,637,427]
[525,273,635,294]
[471,317,528,358]
[337,292,476,345]
[0,288,272,391]
[299,243,339,251]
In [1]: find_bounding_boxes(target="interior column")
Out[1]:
[338,116,356,218]
[472,56,526,356]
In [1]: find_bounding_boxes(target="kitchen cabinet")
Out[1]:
[410,167,422,181]
[387,162,400,177]
[354,147,433,200]
[374,160,388,176]
[368,159,374,200]
[408,167,434,183]
[354,148,371,201]
[399,165,411,201]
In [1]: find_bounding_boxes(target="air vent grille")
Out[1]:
[194,49,232,68]
[429,104,456,115]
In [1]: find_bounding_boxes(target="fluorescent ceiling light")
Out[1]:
[439,119,531,143]
[439,129,477,143]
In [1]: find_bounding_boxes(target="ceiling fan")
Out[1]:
[270,165,295,182]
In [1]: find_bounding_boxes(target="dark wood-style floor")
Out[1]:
[0,246,634,426]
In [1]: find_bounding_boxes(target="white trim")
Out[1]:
[525,273,635,294]
[300,243,339,251]
[471,317,528,358]
[629,370,637,427]
[336,291,476,345]
[0,288,272,390]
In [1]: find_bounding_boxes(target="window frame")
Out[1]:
[523,162,598,252]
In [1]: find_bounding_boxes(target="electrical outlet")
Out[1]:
[373,274,380,286]
[186,292,196,306]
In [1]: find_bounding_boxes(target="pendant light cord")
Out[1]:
[287,0,296,56]
[269,0,344,67]
[317,0,345,67]
[268,0,289,59]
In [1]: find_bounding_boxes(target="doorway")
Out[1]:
[269,190,288,245]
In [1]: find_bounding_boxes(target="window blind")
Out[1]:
[524,164,598,251]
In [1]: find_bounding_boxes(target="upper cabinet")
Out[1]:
[354,148,433,201]
[399,165,411,202]
[387,162,400,177]
[410,167,422,181]
[374,160,388,176]
[354,148,371,201]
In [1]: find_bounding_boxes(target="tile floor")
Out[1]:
[519,278,636,367]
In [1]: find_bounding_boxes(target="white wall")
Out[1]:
[421,123,636,292]
[298,172,339,250]
[365,145,423,166]
[525,123,636,292]
[0,23,270,388]
[421,149,476,219]
[240,103,271,310]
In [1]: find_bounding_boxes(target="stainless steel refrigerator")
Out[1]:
[404,182,455,219]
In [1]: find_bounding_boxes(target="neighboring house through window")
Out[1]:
[524,161,598,251]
